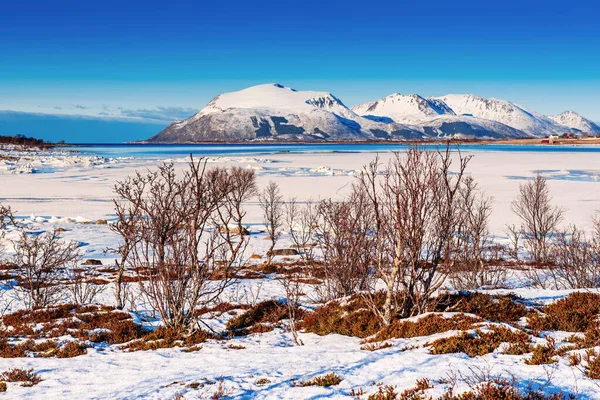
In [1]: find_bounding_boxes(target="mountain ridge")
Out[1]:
[148,84,595,143]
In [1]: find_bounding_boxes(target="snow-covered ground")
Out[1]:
[2,146,600,399]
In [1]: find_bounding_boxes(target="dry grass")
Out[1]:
[122,327,209,352]
[433,292,528,324]
[226,300,296,335]
[1,368,42,387]
[295,372,342,387]
[429,326,531,357]
[528,292,600,332]
[366,313,482,343]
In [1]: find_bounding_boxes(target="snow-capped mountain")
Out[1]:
[352,93,455,124]
[548,110,600,134]
[437,94,566,136]
[149,84,374,142]
[148,84,592,143]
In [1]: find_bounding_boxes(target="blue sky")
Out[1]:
[1,0,599,142]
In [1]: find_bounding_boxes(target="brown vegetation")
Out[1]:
[294,372,342,387]
[527,292,600,332]
[429,326,531,357]
[1,368,42,386]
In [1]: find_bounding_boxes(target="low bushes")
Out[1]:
[1,368,42,387]
[430,326,531,357]
[122,327,209,352]
[303,304,381,338]
[433,292,528,324]
[226,300,298,334]
[366,313,482,343]
[528,292,600,332]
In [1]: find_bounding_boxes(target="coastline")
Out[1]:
[106,137,600,147]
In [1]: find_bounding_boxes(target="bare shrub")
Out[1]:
[279,275,304,346]
[503,225,522,267]
[113,157,256,331]
[358,146,471,324]
[12,229,80,309]
[285,198,319,265]
[449,177,504,290]
[259,181,284,266]
[65,263,106,305]
[0,202,15,261]
[315,186,374,300]
[0,203,14,232]
[108,182,144,310]
[511,175,564,264]
[548,225,600,289]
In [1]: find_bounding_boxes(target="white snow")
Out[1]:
[438,94,566,136]
[2,145,600,398]
[549,110,600,133]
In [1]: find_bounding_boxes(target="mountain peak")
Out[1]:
[352,92,454,123]
[549,110,600,133]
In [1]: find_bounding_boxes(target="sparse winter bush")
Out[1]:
[12,229,81,309]
[357,146,472,324]
[65,263,106,305]
[449,177,505,290]
[511,175,564,264]
[548,225,600,289]
[113,157,256,331]
[259,181,284,266]
[315,187,374,300]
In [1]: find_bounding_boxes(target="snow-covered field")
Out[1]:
[2,145,600,399]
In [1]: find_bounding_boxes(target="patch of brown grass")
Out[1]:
[430,326,532,357]
[295,372,342,387]
[1,368,42,386]
[366,313,482,343]
[433,292,527,324]
[302,302,381,338]
[122,327,209,352]
[226,300,295,334]
[528,292,600,332]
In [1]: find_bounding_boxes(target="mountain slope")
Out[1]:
[352,93,455,124]
[548,110,600,133]
[437,94,566,136]
[351,93,526,139]
[148,84,593,142]
[149,84,378,142]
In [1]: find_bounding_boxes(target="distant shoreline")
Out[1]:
[66,137,600,147]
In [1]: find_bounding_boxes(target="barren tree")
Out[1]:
[113,157,256,331]
[505,224,522,263]
[259,181,284,265]
[449,177,504,290]
[12,229,81,309]
[108,180,144,309]
[359,146,471,325]
[511,175,564,264]
[279,275,304,346]
[0,202,14,232]
[66,262,106,305]
[285,198,319,265]
[0,202,15,257]
[315,186,375,300]
[548,225,600,289]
